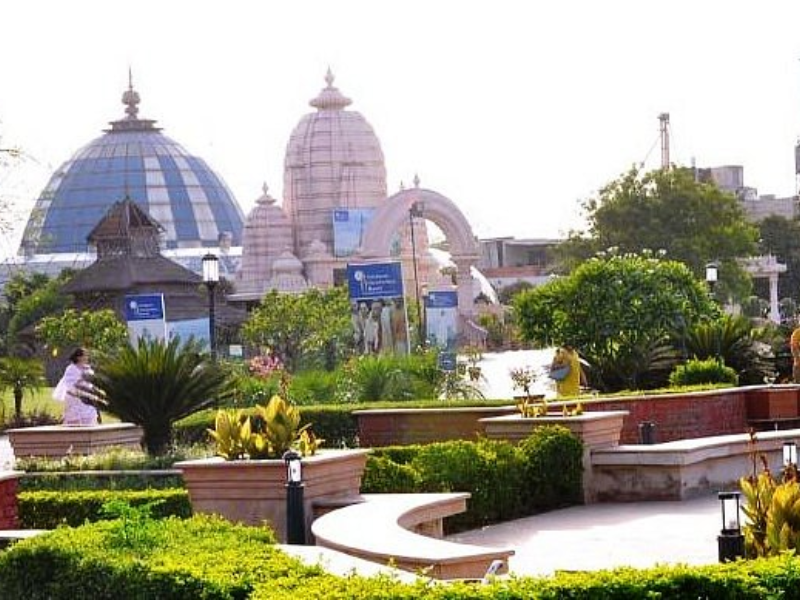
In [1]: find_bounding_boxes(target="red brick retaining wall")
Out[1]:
[0,473,21,529]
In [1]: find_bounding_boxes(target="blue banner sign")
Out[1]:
[347,262,404,300]
[425,290,458,309]
[438,351,457,372]
[124,294,165,321]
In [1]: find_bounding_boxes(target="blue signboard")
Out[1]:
[425,290,459,309]
[437,351,457,372]
[347,262,404,301]
[125,294,165,321]
[332,208,375,257]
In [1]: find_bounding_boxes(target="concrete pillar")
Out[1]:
[769,273,780,324]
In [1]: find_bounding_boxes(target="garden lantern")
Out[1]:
[717,491,744,562]
[783,441,797,467]
[283,449,306,544]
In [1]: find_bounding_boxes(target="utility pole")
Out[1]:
[658,113,670,170]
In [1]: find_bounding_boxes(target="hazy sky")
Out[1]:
[2,1,800,258]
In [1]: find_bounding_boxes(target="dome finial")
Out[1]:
[325,67,335,88]
[122,68,140,119]
[413,173,421,188]
[310,68,352,111]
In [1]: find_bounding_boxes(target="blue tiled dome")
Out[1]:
[20,82,244,255]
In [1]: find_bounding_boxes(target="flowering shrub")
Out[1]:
[248,353,283,379]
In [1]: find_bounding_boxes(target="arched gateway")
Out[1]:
[359,187,481,328]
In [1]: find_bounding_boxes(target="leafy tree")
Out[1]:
[89,338,234,455]
[758,215,800,305]
[242,287,352,372]
[0,271,68,356]
[514,252,718,391]
[497,281,534,305]
[558,167,758,301]
[0,357,45,418]
[36,308,128,358]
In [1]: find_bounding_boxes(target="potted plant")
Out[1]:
[177,394,369,542]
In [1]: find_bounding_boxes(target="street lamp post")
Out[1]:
[706,262,720,360]
[202,253,219,361]
[409,202,424,347]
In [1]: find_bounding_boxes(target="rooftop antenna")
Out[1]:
[658,113,670,170]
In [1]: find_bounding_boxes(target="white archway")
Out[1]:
[359,188,481,325]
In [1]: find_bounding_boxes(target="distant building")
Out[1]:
[478,237,560,290]
[697,165,798,221]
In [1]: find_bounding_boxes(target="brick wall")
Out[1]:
[0,472,21,529]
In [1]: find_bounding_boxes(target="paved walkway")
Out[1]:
[448,494,721,575]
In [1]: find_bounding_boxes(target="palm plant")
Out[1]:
[90,338,234,455]
[683,315,775,385]
[0,357,45,419]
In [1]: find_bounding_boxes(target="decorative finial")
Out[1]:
[399,180,405,191]
[413,174,421,188]
[310,68,352,111]
[122,68,140,119]
[256,182,276,205]
[325,67,334,88]
[262,182,269,195]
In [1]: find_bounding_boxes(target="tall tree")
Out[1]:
[558,167,758,301]
[242,287,352,372]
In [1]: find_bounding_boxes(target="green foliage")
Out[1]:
[90,337,234,455]
[209,395,316,459]
[669,357,739,387]
[18,488,191,529]
[498,280,535,305]
[558,166,758,301]
[288,369,339,405]
[681,315,775,385]
[0,356,45,418]
[515,251,717,392]
[36,308,128,357]
[759,215,800,304]
[363,427,583,531]
[242,287,352,372]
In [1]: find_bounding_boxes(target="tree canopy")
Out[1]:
[514,252,719,391]
[241,287,352,372]
[757,215,800,306]
[36,308,128,357]
[557,167,758,301]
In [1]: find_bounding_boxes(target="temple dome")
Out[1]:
[19,78,245,255]
[268,248,308,293]
[282,69,386,256]
[236,184,293,294]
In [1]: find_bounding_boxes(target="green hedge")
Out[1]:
[18,489,191,529]
[3,515,800,598]
[362,426,583,531]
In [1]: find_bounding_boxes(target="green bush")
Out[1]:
[362,427,582,531]
[18,488,191,529]
[669,357,739,387]
[288,369,340,405]
[20,472,183,492]
[4,514,800,598]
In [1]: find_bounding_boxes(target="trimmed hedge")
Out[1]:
[18,489,191,529]
[362,426,583,531]
[3,515,800,598]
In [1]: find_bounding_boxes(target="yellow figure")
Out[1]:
[550,345,584,397]
[790,326,800,383]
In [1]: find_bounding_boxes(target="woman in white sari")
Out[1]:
[53,348,99,426]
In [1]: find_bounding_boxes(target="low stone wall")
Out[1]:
[0,472,22,529]
[591,428,797,501]
[7,423,143,459]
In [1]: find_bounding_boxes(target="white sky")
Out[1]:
[2,1,800,258]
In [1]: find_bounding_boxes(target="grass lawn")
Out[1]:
[0,388,118,426]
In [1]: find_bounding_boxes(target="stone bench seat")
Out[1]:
[591,428,800,501]
[311,492,514,580]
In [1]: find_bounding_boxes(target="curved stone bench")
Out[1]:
[311,493,514,580]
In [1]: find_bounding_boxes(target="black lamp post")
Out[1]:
[717,491,744,562]
[705,262,720,359]
[202,253,219,361]
[409,201,425,347]
[283,449,306,545]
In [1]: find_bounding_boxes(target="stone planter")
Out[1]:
[480,411,628,503]
[7,423,143,459]
[176,449,369,543]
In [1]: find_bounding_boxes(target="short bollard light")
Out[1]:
[783,441,797,467]
[283,449,306,545]
[717,491,744,562]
